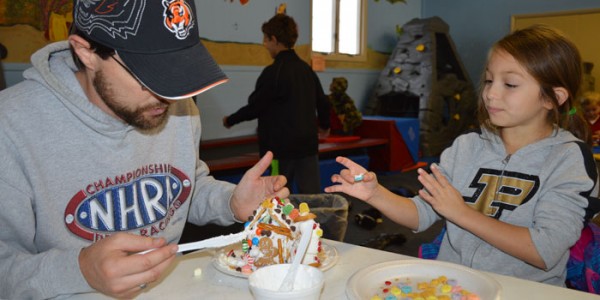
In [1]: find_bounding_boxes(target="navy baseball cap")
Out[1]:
[73,0,228,100]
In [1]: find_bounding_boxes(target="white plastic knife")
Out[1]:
[176,231,247,253]
[139,231,246,254]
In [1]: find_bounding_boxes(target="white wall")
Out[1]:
[2,63,27,88]
[423,0,600,85]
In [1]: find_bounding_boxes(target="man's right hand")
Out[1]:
[78,233,178,298]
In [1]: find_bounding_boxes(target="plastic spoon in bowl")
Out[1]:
[278,219,315,292]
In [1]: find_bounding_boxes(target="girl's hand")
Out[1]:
[417,164,470,222]
[324,156,379,202]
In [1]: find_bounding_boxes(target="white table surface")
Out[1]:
[72,239,600,300]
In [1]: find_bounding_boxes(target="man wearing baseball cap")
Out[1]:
[0,0,288,298]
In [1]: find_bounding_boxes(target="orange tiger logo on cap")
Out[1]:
[162,0,194,40]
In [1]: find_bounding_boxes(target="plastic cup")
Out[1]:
[248,264,324,300]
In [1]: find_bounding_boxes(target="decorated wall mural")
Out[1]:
[0,1,72,62]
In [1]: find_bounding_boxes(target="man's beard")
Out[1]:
[93,70,169,130]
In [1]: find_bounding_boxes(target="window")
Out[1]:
[311,0,367,62]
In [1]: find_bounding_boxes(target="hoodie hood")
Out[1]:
[479,126,581,158]
[24,41,131,134]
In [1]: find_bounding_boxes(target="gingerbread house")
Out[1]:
[218,197,323,274]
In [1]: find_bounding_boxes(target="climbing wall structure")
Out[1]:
[364,17,477,157]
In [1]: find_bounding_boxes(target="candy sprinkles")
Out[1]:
[370,276,480,300]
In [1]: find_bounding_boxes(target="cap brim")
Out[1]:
[117,41,228,100]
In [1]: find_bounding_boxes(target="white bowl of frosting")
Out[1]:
[248,263,324,300]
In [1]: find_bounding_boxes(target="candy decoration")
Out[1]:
[262,199,274,209]
[416,44,426,52]
[241,264,252,274]
[241,239,249,253]
[260,213,271,223]
[299,202,309,215]
[393,66,401,74]
[289,208,300,220]
[282,203,294,215]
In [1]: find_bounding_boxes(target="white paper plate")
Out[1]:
[213,242,338,278]
[346,260,502,300]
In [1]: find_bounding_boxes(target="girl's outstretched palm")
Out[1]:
[324,156,379,202]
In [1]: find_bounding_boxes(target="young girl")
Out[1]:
[325,25,599,286]
[580,91,600,144]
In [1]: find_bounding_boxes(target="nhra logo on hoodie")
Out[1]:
[64,164,191,241]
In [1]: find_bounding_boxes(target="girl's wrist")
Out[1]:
[365,184,385,204]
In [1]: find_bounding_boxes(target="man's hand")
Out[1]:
[230,151,290,221]
[79,233,178,298]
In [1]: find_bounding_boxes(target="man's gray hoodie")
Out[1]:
[0,42,236,299]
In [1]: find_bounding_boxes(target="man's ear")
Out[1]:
[68,35,97,71]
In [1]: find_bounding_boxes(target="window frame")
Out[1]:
[310,0,368,63]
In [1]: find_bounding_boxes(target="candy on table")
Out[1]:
[193,268,202,277]
[371,275,480,300]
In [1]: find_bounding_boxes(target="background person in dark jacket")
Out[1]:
[223,13,330,194]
